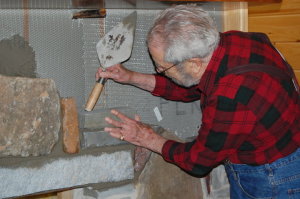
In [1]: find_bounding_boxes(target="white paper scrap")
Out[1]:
[153,107,163,122]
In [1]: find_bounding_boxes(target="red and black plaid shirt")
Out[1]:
[152,31,300,177]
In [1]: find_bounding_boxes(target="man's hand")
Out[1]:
[96,64,134,84]
[95,64,156,92]
[104,110,167,154]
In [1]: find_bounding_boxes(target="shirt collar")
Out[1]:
[197,33,225,95]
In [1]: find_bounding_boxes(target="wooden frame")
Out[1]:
[223,2,248,32]
[149,0,279,2]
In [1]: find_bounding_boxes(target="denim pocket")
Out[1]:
[288,187,300,199]
[273,152,300,199]
[235,170,273,199]
[226,149,300,199]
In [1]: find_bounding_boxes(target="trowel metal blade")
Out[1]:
[96,11,137,68]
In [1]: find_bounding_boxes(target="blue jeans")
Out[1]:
[224,148,300,199]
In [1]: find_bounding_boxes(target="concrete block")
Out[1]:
[82,107,135,130]
[0,151,134,198]
[61,97,80,154]
[81,130,125,149]
[81,125,162,150]
[0,75,60,157]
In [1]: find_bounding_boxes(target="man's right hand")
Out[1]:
[96,64,134,84]
[96,63,156,92]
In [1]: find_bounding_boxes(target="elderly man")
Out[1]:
[96,4,300,198]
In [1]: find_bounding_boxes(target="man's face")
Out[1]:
[149,44,200,87]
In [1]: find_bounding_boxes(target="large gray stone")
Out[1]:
[0,75,60,157]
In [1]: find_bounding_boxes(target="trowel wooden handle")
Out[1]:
[85,78,106,111]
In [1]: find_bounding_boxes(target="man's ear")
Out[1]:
[188,58,202,73]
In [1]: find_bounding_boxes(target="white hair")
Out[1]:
[148,4,220,64]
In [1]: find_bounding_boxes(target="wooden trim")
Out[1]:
[223,2,248,32]
[57,190,74,199]
[73,9,106,19]
[23,0,29,41]
[152,0,280,2]
[72,0,104,8]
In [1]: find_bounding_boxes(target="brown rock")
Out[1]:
[136,130,203,199]
[134,146,152,173]
[61,97,80,154]
[0,75,60,157]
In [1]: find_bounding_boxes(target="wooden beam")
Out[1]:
[57,190,73,199]
[72,0,281,7]
[223,2,248,32]
[151,0,281,2]
[19,193,57,199]
[73,9,106,19]
[72,0,104,8]
[22,0,29,42]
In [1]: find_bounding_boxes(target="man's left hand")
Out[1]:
[104,110,167,154]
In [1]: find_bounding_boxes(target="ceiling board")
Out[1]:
[0,0,212,9]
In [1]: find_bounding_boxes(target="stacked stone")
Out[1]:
[0,75,203,199]
[0,75,134,198]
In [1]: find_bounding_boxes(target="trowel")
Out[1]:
[85,11,137,111]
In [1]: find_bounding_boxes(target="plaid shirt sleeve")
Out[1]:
[152,75,201,102]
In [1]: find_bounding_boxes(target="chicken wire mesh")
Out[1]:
[0,3,222,139]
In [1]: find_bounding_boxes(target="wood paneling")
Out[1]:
[20,193,57,199]
[249,14,300,42]
[249,0,300,15]
[275,42,300,70]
